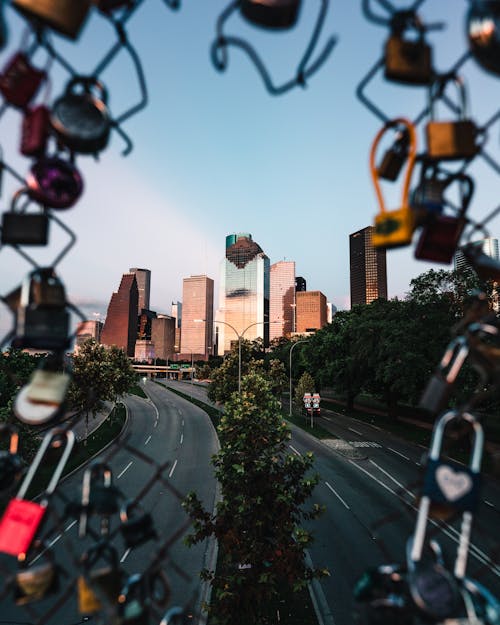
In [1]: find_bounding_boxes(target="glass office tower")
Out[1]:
[216,233,270,354]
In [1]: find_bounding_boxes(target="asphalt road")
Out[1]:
[0,380,218,625]
[161,379,500,625]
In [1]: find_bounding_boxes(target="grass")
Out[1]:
[24,403,127,500]
[129,383,148,399]
[285,406,337,440]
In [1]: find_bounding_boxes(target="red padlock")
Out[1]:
[0,53,46,109]
[20,105,50,156]
[0,428,74,558]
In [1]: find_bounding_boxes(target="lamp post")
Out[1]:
[289,339,309,417]
[195,318,277,393]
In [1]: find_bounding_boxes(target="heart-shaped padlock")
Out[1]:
[26,155,84,210]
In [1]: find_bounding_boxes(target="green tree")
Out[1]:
[294,371,315,403]
[183,370,326,625]
[68,340,138,419]
[268,358,287,397]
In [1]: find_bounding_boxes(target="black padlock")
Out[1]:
[78,541,123,614]
[466,0,500,77]
[419,336,469,414]
[80,461,122,537]
[12,267,70,351]
[0,424,23,493]
[377,129,409,182]
[240,0,301,29]
[384,12,433,85]
[117,573,150,625]
[354,563,411,625]
[120,500,157,549]
[1,189,49,246]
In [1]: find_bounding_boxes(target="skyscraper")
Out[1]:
[171,301,182,353]
[152,315,176,361]
[101,273,138,356]
[129,268,151,313]
[454,237,499,272]
[216,233,270,354]
[180,275,214,359]
[270,261,295,341]
[295,276,307,292]
[296,291,327,333]
[350,226,387,307]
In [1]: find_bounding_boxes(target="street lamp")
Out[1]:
[289,339,309,417]
[195,318,278,393]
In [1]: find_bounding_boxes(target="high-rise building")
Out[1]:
[129,268,151,314]
[74,320,103,353]
[350,226,387,307]
[101,273,138,356]
[327,302,337,323]
[270,261,295,341]
[171,301,182,353]
[296,291,327,333]
[180,275,214,360]
[295,276,307,292]
[152,315,176,361]
[454,237,499,272]
[216,233,270,354]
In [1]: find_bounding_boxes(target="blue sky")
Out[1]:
[1,0,500,335]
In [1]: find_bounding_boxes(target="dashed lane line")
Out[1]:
[325,481,350,509]
[369,459,415,499]
[348,427,364,436]
[387,447,410,461]
[120,548,131,563]
[117,461,133,479]
[289,445,302,456]
[169,459,178,478]
[180,432,184,445]
[145,435,152,445]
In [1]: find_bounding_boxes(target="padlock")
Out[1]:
[411,411,484,579]
[0,424,23,492]
[425,75,480,161]
[50,76,111,155]
[20,105,50,156]
[1,188,49,246]
[160,607,190,625]
[409,162,449,222]
[240,0,301,29]
[405,536,462,620]
[370,118,418,249]
[79,461,122,538]
[12,0,92,40]
[414,172,474,264]
[377,128,409,182]
[463,576,500,624]
[14,540,60,605]
[0,52,46,109]
[0,428,74,557]
[120,500,157,549]
[419,336,469,414]
[26,155,84,210]
[12,267,70,351]
[467,0,500,77]
[117,573,150,625]
[13,352,70,425]
[384,12,433,85]
[78,540,123,614]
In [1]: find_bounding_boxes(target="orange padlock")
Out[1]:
[370,117,417,249]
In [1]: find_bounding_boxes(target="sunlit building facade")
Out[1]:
[270,261,295,341]
[296,291,327,333]
[350,226,387,307]
[216,233,270,354]
[101,273,138,356]
[74,320,102,353]
[180,275,214,360]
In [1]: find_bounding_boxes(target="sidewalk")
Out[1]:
[67,400,116,442]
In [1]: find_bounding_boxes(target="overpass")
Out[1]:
[132,364,194,380]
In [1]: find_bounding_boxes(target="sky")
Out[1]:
[1,0,500,336]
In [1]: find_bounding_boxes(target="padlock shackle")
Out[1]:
[429,73,470,121]
[370,117,417,215]
[428,410,484,472]
[437,336,469,383]
[16,428,74,501]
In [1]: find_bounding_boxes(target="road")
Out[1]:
[0,379,218,625]
[161,379,500,625]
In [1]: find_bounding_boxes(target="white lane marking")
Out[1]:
[348,427,363,436]
[289,445,302,456]
[120,548,131,563]
[369,459,415,498]
[180,433,184,445]
[182,419,185,427]
[145,435,152,445]
[387,447,410,461]
[415,462,421,467]
[370,423,382,431]
[325,481,350,509]
[484,500,495,508]
[117,461,133,479]
[65,519,77,532]
[169,459,178,478]
[154,420,158,428]
[349,460,500,577]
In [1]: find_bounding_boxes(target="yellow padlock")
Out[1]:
[12,0,92,40]
[370,117,417,249]
[78,575,102,614]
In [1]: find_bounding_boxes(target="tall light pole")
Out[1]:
[195,318,278,393]
[289,339,309,417]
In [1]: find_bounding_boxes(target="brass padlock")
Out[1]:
[240,0,301,29]
[12,0,92,40]
[384,11,433,85]
[370,118,417,249]
[78,541,123,614]
[411,411,484,579]
[425,74,480,161]
[14,540,60,605]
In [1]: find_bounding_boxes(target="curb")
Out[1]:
[304,549,335,625]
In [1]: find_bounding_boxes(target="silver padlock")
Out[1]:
[411,411,484,579]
